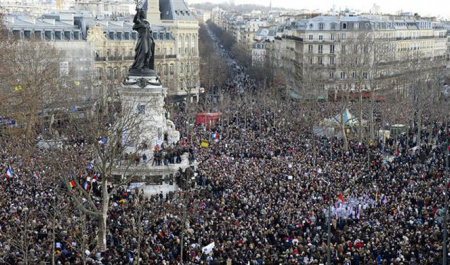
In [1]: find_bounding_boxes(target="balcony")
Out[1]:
[96,56,134,61]
[95,54,177,62]
[155,55,177,60]
[282,35,303,42]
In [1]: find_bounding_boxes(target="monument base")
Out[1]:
[113,154,199,197]
[117,70,186,191]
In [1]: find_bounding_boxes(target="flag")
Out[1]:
[201,140,209,148]
[5,168,13,180]
[202,242,215,254]
[70,180,76,188]
[82,181,90,191]
[339,192,344,203]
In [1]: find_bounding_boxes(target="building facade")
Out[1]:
[214,10,448,94]
[270,15,447,93]
[251,41,266,66]
[3,0,200,101]
[159,0,200,99]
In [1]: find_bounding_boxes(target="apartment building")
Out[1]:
[271,15,447,93]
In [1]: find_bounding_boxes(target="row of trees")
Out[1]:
[0,15,153,258]
[207,18,449,155]
[198,22,230,94]
[206,21,275,84]
[265,30,449,152]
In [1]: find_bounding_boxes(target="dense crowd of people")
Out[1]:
[1,91,449,264]
[1,47,450,264]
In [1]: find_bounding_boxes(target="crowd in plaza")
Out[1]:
[1,100,449,265]
[1,57,450,265]
[1,84,449,265]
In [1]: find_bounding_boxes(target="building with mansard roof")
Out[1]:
[3,0,200,102]
[265,15,448,96]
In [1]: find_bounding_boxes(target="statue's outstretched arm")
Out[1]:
[133,9,141,24]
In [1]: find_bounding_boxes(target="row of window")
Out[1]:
[329,71,369,79]
[311,21,433,31]
[307,32,443,42]
[308,44,336,54]
[308,33,343,41]
[97,45,199,59]
[307,56,335,65]
[307,56,368,66]
[306,44,377,54]
[96,61,199,79]
[105,31,176,41]
[11,29,82,40]
[178,33,198,55]
[312,22,349,30]
[178,47,197,56]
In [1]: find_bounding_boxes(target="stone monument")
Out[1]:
[115,4,191,189]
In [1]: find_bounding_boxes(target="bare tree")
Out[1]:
[293,63,326,165]
[0,39,69,141]
[365,34,396,142]
[44,85,156,251]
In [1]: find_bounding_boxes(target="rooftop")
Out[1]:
[159,0,196,21]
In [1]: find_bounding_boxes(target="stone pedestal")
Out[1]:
[116,70,195,196]
[120,71,180,163]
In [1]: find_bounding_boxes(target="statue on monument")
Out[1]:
[130,7,155,73]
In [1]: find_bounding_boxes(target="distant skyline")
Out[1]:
[188,0,450,19]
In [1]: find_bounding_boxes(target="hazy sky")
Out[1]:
[189,0,450,19]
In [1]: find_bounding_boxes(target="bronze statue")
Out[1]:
[130,8,155,71]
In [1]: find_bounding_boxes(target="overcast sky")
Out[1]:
[189,0,450,19]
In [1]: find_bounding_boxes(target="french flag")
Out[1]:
[5,168,13,180]
[83,181,90,191]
